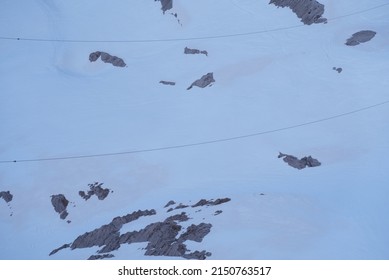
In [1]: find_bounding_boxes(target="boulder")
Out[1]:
[345,30,376,46]
[89,51,126,67]
[0,191,13,203]
[187,73,215,90]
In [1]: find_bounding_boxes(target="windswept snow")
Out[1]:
[0,0,389,260]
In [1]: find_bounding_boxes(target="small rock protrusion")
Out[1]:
[333,67,343,73]
[159,81,176,86]
[345,30,376,46]
[187,73,215,90]
[184,47,208,56]
[51,194,70,220]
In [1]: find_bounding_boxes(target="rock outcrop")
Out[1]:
[184,47,208,56]
[79,182,111,201]
[333,67,342,73]
[159,80,176,86]
[269,0,327,25]
[278,152,321,170]
[88,254,115,260]
[345,30,376,46]
[89,51,126,67]
[51,194,69,220]
[155,0,173,14]
[50,197,231,260]
[192,198,231,207]
[0,191,13,203]
[187,73,215,90]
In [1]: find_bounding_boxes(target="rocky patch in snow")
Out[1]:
[79,182,111,201]
[0,190,14,216]
[164,200,176,208]
[192,198,231,207]
[0,191,13,203]
[333,67,343,73]
[88,254,115,260]
[50,197,231,260]
[51,194,70,220]
[269,0,327,25]
[345,30,376,46]
[187,73,215,90]
[159,80,176,86]
[184,47,208,56]
[89,51,126,67]
[278,152,321,170]
[155,0,173,14]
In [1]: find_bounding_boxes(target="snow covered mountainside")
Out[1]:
[1,0,388,259]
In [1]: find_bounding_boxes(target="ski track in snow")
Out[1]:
[0,0,388,259]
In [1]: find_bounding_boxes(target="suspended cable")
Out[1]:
[0,3,388,43]
[1,99,388,164]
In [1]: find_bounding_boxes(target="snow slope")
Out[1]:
[0,0,388,259]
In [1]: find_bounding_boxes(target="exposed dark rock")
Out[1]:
[140,222,184,257]
[345,30,376,46]
[79,182,110,201]
[278,152,321,170]
[88,254,115,260]
[89,51,126,67]
[187,73,215,90]
[0,191,13,203]
[60,210,69,220]
[269,0,327,25]
[164,212,189,223]
[155,0,173,14]
[178,223,212,242]
[70,209,156,250]
[50,196,229,259]
[51,194,69,220]
[51,208,214,259]
[159,80,176,86]
[214,210,223,216]
[174,203,189,210]
[49,243,71,256]
[164,200,176,208]
[333,67,342,73]
[184,47,208,56]
[183,250,212,260]
[192,198,231,207]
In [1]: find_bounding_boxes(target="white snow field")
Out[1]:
[0,0,388,259]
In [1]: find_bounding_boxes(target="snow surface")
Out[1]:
[1,0,388,259]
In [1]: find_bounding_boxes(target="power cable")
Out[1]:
[0,3,388,43]
[1,99,388,163]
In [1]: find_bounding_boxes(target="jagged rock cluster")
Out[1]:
[345,30,376,46]
[50,194,69,220]
[165,198,231,212]
[184,47,208,56]
[155,0,173,13]
[0,190,13,216]
[88,254,114,260]
[89,51,126,67]
[278,152,321,170]
[187,73,215,90]
[50,197,231,260]
[269,0,327,25]
[79,182,111,201]
[0,191,13,203]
